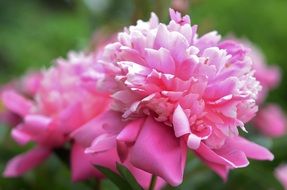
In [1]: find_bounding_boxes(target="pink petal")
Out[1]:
[24,114,51,135]
[117,119,145,142]
[71,111,123,147]
[225,136,274,161]
[57,102,84,134]
[130,117,187,186]
[116,119,145,162]
[187,133,201,149]
[2,91,33,117]
[195,143,249,168]
[154,24,189,62]
[145,48,176,74]
[124,162,166,190]
[3,147,51,177]
[71,144,99,181]
[85,134,116,154]
[173,105,190,137]
[11,127,32,145]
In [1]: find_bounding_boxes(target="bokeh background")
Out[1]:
[1,0,287,189]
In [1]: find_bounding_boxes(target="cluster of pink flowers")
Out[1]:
[1,9,280,189]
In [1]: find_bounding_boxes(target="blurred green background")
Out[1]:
[1,0,287,189]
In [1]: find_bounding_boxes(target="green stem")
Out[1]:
[148,175,157,190]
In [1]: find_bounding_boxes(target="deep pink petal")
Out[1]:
[71,144,99,181]
[116,119,145,162]
[130,117,187,186]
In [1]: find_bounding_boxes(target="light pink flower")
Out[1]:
[275,164,287,190]
[74,9,273,186]
[253,104,286,137]
[2,52,110,180]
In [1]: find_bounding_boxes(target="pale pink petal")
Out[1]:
[173,105,190,137]
[145,48,176,74]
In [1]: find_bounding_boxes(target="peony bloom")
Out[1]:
[253,104,286,137]
[2,52,110,180]
[74,8,274,187]
[275,164,287,190]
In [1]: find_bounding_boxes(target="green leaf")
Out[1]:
[94,165,132,190]
[116,162,143,190]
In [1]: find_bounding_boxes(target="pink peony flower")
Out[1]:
[74,9,273,187]
[253,104,286,137]
[2,52,110,180]
[275,164,287,190]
